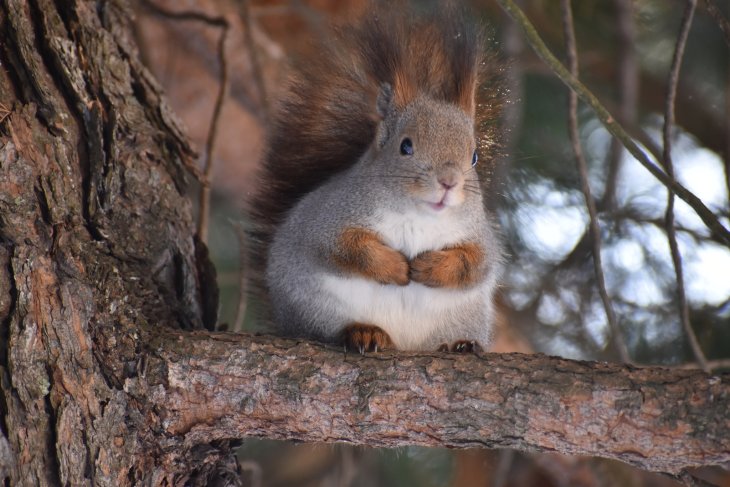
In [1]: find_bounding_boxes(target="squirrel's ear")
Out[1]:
[375,83,396,147]
[376,82,395,119]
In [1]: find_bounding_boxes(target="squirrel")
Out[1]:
[247,5,504,353]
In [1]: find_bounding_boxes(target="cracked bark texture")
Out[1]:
[134,331,730,477]
[0,1,728,485]
[0,0,224,484]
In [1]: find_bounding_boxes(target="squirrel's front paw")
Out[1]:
[409,243,484,288]
[375,248,410,286]
[334,227,409,286]
[342,323,393,353]
[437,340,483,354]
[410,250,450,287]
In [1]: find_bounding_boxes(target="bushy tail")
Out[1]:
[246,4,501,311]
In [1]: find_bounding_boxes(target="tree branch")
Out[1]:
[662,0,709,373]
[496,0,730,248]
[140,1,231,244]
[561,0,629,363]
[128,330,730,477]
[601,0,638,211]
[702,0,730,48]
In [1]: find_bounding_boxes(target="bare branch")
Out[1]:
[496,0,730,248]
[197,19,229,245]
[725,64,730,214]
[702,0,730,48]
[662,0,709,373]
[560,0,629,363]
[132,330,730,477]
[141,1,230,244]
[602,0,638,211]
[662,0,709,372]
[238,0,270,120]
[231,219,249,333]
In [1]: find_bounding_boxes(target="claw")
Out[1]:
[442,340,482,354]
[342,323,393,353]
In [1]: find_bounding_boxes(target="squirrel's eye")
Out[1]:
[400,138,414,156]
[471,150,478,167]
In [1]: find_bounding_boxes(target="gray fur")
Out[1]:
[266,97,504,351]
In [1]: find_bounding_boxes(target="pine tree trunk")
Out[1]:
[0,1,226,484]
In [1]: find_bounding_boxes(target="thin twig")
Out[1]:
[663,0,709,373]
[496,0,730,248]
[560,0,629,363]
[238,0,269,121]
[702,0,730,48]
[140,1,230,244]
[231,219,249,333]
[197,20,230,245]
[601,0,638,211]
[725,65,730,215]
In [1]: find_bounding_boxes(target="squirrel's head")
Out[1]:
[370,83,480,214]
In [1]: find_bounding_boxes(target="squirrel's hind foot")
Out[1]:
[437,340,483,354]
[342,323,393,354]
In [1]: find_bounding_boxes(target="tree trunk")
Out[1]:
[0,1,728,486]
[0,0,225,484]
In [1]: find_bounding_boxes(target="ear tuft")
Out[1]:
[375,83,397,148]
[376,82,395,119]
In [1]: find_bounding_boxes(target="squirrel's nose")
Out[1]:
[438,167,460,190]
[440,179,456,190]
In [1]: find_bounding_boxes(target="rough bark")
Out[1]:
[0,0,224,484]
[0,1,728,486]
[133,331,730,477]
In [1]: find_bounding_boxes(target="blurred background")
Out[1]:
[131,0,729,485]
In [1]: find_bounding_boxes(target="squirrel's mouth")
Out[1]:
[424,189,458,212]
[427,201,447,211]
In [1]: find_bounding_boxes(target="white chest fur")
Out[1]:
[369,207,471,258]
[317,206,485,350]
[320,274,483,350]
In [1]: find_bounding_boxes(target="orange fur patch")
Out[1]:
[333,227,410,285]
[342,323,393,353]
[409,242,485,288]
